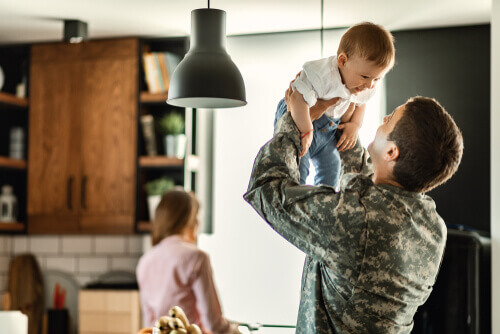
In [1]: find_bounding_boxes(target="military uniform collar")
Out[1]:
[377,182,425,199]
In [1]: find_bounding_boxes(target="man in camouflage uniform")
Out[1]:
[244,92,463,333]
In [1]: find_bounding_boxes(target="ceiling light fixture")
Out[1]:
[167,0,247,109]
[63,19,88,43]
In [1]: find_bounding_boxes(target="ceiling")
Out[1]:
[0,0,491,44]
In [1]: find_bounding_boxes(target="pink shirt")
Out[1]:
[136,235,237,334]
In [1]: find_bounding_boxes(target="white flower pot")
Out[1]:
[165,134,186,159]
[147,195,162,221]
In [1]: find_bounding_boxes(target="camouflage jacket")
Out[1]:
[243,112,446,333]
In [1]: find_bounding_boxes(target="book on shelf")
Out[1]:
[157,54,170,91]
[142,53,161,94]
[142,52,182,94]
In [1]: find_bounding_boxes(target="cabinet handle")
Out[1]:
[81,176,87,210]
[67,177,73,210]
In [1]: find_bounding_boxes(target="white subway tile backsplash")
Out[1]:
[127,236,143,255]
[46,256,76,272]
[110,256,140,272]
[78,257,109,274]
[95,236,126,254]
[61,236,93,254]
[2,235,141,298]
[30,236,60,254]
[12,236,28,254]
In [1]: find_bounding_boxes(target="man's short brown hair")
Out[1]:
[388,97,463,193]
[338,22,395,69]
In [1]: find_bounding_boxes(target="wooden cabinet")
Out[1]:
[79,53,137,233]
[28,60,81,232]
[28,39,138,234]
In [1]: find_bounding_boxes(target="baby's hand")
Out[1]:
[299,130,314,157]
[336,122,360,152]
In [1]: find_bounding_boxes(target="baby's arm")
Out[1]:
[337,104,365,152]
[290,92,313,133]
[288,90,314,157]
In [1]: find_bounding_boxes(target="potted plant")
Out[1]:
[144,177,175,220]
[158,112,186,159]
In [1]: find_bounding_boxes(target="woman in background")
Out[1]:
[5,254,44,334]
[136,188,240,334]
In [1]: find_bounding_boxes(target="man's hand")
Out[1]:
[336,122,360,152]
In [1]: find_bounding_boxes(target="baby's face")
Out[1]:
[338,53,390,95]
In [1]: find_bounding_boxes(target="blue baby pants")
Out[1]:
[274,99,341,187]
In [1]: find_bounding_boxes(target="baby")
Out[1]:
[275,22,395,187]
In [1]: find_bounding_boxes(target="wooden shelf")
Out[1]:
[0,222,25,232]
[0,92,28,108]
[137,221,152,232]
[139,156,184,167]
[140,92,169,104]
[0,156,26,169]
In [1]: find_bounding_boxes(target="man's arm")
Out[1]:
[338,135,373,176]
[244,112,366,268]
[337,104,372,176]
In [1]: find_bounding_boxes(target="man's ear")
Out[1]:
[384,142,400,162]
[337,53,348,68]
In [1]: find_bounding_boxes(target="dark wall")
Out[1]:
[386,25,490,232]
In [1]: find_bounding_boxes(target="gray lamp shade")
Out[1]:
[167,9,247,109]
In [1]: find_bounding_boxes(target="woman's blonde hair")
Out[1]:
[152,188,199,246]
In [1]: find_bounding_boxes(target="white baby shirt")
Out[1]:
[291,56,376,119]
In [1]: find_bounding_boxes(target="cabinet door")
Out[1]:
[28,52,82,233]
[78,40,138,233]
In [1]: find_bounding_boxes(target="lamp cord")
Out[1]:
[208,0,210,9]
[320,0,324,57]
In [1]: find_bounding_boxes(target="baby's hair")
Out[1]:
[338,22,395,69]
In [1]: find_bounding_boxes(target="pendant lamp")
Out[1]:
[167,6,247,109]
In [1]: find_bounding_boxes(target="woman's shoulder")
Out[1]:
[167,237,211,266]
[140,236,205,261]
[137,237,211,276]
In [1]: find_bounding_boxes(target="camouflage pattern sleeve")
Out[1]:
[338,134,374,177]
[244,112,366,267]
